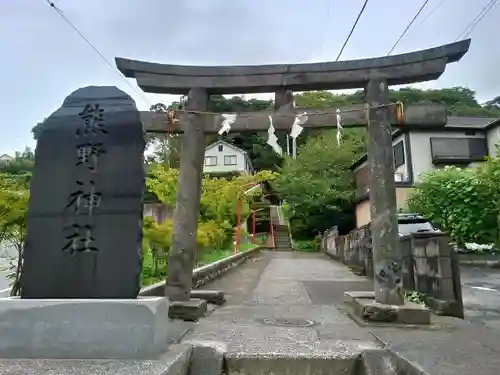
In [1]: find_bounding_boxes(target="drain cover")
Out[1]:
[259,317,316,327]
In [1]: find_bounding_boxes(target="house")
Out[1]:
[203,140,254,176]
[350,116,500,228]
[0,154,13,163]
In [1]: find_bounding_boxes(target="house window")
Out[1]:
[218,145,223,152]
[224,155,237,165]
[430,137,487,164]
[204,156,217,166]
[393,141,405,168]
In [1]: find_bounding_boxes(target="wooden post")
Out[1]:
[365,79,404,306]
[252,203,256,244]
[165,88,208,302]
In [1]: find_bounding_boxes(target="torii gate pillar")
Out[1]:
[366,79,403,305]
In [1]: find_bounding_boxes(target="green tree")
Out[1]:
[0,174,29,296]
[275,129,364,238]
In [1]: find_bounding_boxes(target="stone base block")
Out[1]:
[351,293,430,325]
[344,291,375,306]
[0,296,189,359]
[190,290,226,305]
[169,298,207,321]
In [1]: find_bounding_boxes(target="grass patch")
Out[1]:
[293,239,320,252]
[141,242,258,287]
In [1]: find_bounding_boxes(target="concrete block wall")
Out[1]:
[405,233,464,318]
[324,229,463,318]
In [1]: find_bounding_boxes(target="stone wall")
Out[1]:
[322,225,372,277]
[323,228,463,318]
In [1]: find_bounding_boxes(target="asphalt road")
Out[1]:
[461,266,500,331]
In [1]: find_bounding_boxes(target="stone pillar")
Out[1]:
[165,88,208,302]
[365,79,404,306]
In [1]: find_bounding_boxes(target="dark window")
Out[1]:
[430,137,487,164]
[464,130,476,136]
[218,145,223,152]
[469,138,488,159]
[393,141,405,168]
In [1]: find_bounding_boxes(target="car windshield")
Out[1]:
[398,220,435,236]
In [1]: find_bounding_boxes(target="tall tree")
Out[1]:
[275,129,365,238]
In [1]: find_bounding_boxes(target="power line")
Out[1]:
[455,0,499,41]
[335,0,370,61]
[413,0,447,30]
[387,0,431,56]
[390,0,447,48]
[43,0,152,107]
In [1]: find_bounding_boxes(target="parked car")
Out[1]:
[397,213,440,237]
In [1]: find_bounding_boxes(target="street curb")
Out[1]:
[139,247,267,297]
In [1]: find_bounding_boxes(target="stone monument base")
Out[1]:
[344,291,431,325]
[169,298,208,321]
[0,296,192,359]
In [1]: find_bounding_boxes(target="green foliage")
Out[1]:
[275,130,363,238]
[477,144,500,246]
[0,174,30,296]
[407,165,498,245]
[142,167,277,284]
[405,291,426,305]
[293,239,317,252]
[0,147,35,183]
[146,165,278,228]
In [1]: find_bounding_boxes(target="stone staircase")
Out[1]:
[274,224,292,251]
[269,205,293,251]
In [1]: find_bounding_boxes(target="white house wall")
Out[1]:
[203,143,248,174]
[487,125,500,158]
[408,130,485,182]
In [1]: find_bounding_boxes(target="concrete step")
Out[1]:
[0,344,193,375]
[225,353,360,375]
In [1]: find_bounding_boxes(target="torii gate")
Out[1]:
[116,39,470,313]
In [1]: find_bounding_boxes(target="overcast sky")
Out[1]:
[0,0,498,154]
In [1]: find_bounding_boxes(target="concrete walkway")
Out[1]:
[185,251,500,375]
[183,251,385,374]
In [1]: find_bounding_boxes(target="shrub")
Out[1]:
[407,166,497,245]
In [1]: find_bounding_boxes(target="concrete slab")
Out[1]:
[370,319,500,375]
[302,280,374,305]
[0,297,190,359]
[0,343,192,375]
